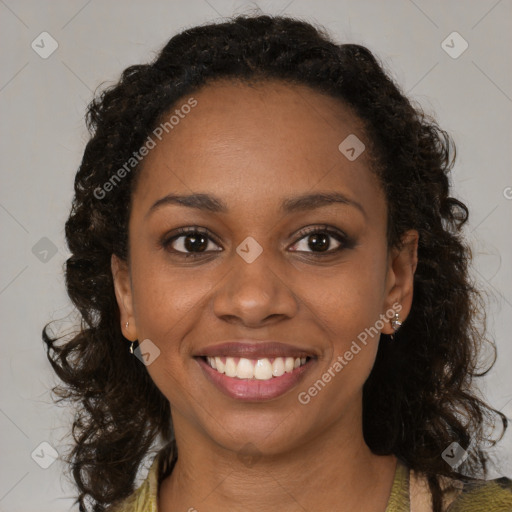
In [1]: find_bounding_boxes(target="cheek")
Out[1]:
[131,256,214,338]
[295,278,384,421]
[296,252,388,345]
[128,259,216,402]
[307,280,384,388]
[293,247,388,396]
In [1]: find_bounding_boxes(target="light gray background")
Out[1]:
[1,1,511,510]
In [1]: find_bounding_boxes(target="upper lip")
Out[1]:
[195,340,317,359]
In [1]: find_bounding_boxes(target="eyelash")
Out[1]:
[161,225,353,260]
[161,227,219,260]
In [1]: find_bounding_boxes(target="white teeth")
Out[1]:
[272,357,285,377]
[205,356,309,380]
[215,356,225,373]
[284,357,295,373]
[236,358,254,379]
[254,359,273,380]
[224,357,237,377]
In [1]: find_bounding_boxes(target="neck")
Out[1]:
[159,406,397,512]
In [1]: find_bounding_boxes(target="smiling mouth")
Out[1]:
[200,356,311,381]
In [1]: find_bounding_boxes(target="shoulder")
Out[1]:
[410,468,512,512]
[444,475,512,512]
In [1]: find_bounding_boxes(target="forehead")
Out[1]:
[132,79,384,219]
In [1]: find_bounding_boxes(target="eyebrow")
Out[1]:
[146,191,366,219]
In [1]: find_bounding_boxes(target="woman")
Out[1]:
[43,14,512,512]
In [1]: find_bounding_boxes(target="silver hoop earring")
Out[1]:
[125,322,135,354]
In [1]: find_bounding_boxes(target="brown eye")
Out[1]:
[177,232,209,252]
[163,228,222,257]
[305,232,333,252]
[289,226,353,255]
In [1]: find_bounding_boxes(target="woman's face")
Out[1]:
[112,79,417,457]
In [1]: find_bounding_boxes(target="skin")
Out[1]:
[112,79,418,511]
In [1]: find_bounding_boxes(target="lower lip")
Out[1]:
[196,357,314,402]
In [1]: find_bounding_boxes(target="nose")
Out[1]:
[211,248,299,328]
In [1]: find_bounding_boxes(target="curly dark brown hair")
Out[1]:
[43,13,507,512]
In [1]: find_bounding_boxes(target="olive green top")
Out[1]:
[108,448,512,511]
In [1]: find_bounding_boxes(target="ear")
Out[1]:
[381,230,419,335]
[111,254,138,341]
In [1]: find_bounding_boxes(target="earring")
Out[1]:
[391,313,402,330]
[124,322,135,354]
[389,313,402,340]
